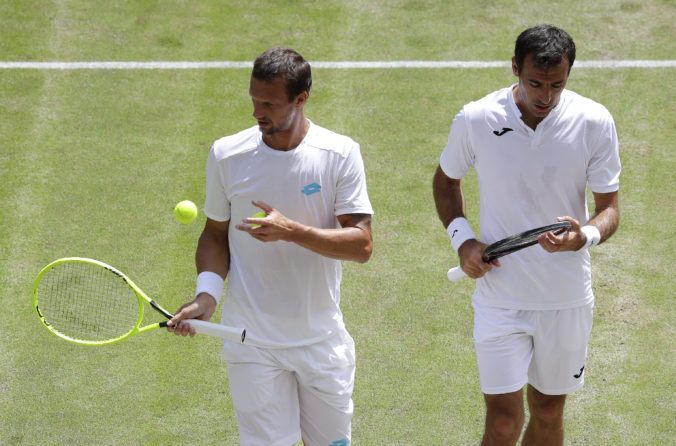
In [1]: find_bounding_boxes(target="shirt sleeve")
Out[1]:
[587,109,621,193]
[439,106,475,180]
[203,145,231,222]
[334,142,374,217]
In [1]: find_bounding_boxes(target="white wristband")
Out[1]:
[447,217,477,253]
[196,271,225,305]
[580,225,601,250]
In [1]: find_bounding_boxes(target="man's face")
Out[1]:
[512,53,570,127]
[249,77,298,136]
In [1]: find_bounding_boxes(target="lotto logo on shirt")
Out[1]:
[302,182,321,195]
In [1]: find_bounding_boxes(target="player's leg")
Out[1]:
[528,303,594,394]
[298,384,353,446]
[222,342,302,446]
[482,390,525,446]
[522,385,566,446]
[293,330,356,446]
[473,303,537,445]
[524,303,594,445]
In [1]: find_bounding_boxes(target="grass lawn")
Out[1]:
[1,1,674,444]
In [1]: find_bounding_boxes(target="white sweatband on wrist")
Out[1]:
[580,225,601,250]
[195,271,225,305]
[447,217,477,253]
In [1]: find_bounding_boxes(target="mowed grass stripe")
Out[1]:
[1,60,675,69]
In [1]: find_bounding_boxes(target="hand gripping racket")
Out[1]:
[446,221,572,282]
[32,257,246,346]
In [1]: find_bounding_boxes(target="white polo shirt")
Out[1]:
[205,121,373,346]
[440,86,620,310]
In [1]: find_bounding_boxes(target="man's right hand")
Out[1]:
[458,239,500,279]
[167,293,218,337]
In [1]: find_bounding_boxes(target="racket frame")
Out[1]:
[482,221,572,262]
[446,221,572,282]
[32,257,246,346]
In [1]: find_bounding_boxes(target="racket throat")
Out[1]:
[150,300,174,319]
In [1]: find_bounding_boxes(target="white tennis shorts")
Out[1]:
[473,301,594,395]
[221,330,355,446]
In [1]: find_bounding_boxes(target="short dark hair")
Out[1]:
[514,25,576,74]
[252,47,312,100]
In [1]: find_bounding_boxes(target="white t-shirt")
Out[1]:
[204,121,373,346]
[440,86,621,310]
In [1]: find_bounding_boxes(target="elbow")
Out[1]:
[354,240,373,264]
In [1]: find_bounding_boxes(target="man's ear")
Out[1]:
[511,57,519,77]
[295,91,309,108]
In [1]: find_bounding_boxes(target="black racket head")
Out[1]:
[483,221,572,261]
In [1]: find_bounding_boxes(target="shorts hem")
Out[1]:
[528,380,585,396]
[481,379,528,395]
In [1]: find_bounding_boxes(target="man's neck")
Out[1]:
[512,85,541,131]
[263,117,310,151]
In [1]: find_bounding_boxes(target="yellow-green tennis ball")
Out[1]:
[249,211,266,227]
[174,200,197,224]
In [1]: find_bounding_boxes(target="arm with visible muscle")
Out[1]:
[433,166,496,278]
[168,218,230,336]
[539,191,620,251]
[236,200,373,264]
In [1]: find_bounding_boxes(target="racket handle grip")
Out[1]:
[185,319,246,343]
[446,266,467,282]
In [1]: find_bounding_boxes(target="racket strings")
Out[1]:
[36,262,140,342]
[495,233,541,251]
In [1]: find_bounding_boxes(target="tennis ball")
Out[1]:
[174,200,198,224]
[249,211,266,227]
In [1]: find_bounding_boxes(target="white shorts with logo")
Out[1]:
[221,330,355,446]
[473,301,594,395]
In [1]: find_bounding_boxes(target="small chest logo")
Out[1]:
[493,127,514,136]
[302,183,321,195]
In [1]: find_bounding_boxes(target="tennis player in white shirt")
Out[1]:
[169,47,373,446]
[433,25,620,445]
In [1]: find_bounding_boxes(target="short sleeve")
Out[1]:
[587,110,621,193]
[203,145,231,222]
[439,107,475,180]
[334,143,373,217]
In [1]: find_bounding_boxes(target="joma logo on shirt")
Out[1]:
[493,127,514,136]
[302,183,321,195]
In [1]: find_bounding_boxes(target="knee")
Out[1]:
[528,391,566,427]
[485,407,525,443]
[492,412,524,440]
[483,392,526,443]
[531,404,564,429]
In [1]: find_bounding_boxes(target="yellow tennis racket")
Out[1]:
[32,257,246,346]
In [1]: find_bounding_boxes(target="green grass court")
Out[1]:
[1,1,674,444]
